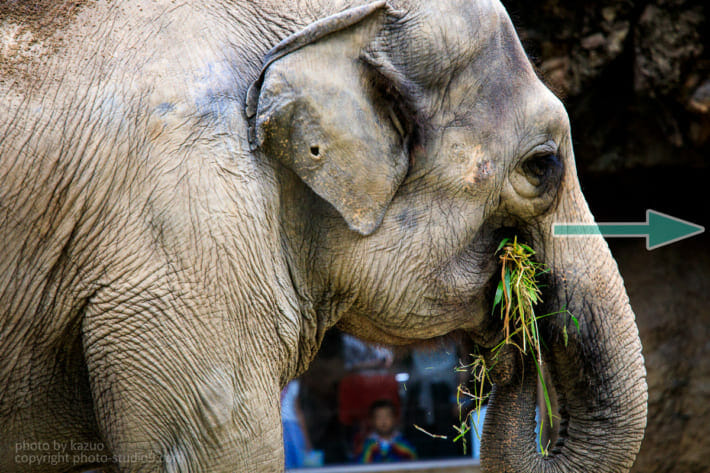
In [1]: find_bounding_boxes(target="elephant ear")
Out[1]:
[245,1,409,236]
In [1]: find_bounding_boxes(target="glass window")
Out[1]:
[282,330,487,471]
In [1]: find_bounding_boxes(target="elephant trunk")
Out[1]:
[480,191,647,472]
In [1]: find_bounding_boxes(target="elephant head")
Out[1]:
[247,1,647,471]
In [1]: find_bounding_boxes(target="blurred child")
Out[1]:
[359,399,416,463]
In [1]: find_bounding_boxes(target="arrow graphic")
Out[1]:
[553,209,705,250]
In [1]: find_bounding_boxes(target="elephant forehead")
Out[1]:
[423,0,508,44]
[391,0,526,85]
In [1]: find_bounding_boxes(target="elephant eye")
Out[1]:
[522,153,561,186]
[510,147,564,202]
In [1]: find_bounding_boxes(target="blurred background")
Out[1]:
[287,1,709,472]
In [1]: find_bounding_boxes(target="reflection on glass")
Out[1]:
[286,330,487,469]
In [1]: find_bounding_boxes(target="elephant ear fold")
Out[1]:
[245,1,409,236]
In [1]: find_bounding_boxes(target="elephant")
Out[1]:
[0,0,647,472]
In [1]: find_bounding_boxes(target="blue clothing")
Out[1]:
[283,419,307,468]
[470,405,487,459]
[282,381,307,468]
[359,433,417,463]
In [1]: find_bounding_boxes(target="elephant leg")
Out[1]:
[82,305,285,473]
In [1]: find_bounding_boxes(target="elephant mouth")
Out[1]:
[460,224,569,450]
[462,224,539,346]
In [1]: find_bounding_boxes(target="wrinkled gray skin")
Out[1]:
[0,0,646,472]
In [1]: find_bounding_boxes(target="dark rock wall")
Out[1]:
[502,0,709,173]
[583,169,709,473]
[500,1,709,471]
[615,238,710,473]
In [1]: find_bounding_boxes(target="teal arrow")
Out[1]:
[553,210,705,250]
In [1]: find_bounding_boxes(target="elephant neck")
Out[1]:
[278,236,348,383]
